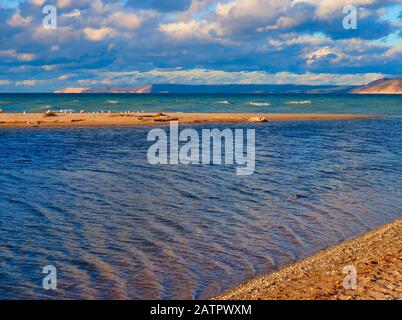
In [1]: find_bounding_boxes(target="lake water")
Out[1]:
[0,94,401,299]
[0,93,402,115]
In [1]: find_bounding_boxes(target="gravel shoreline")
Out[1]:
[215,218,402,300]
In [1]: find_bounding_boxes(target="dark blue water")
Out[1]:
[0,118,401,299]
[1,93,402,115]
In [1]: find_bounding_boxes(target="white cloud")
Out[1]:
[7,9,32,27]
[160,20,220,40]
[306,46,344,64]
[268,35,331,47]
[106,11,142,30]
[42,65,57,71]
[58,74,70,80]
[315,0,374,18]
[62,9,81,19]
[214,0,293,35]
[29,0,47,6]
[57,0,72,9]
[216,0,289,20]
[17,53,36,62]
[0,49,17,56]
[83,27,115,41]
[0,50,36,62]
[291,0,375,18]
[384,43,402,57]
[16,80,38,86]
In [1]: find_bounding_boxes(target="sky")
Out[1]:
[0,0,401,92]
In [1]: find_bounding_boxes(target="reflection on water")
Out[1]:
[0,119,401,299]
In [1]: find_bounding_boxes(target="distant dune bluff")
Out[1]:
[54,84,354,94]
[54,87,89,94]
[352,78,402,94]
[54,79,402,95]
[55,85,152,94]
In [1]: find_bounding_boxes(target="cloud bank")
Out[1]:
[0,0,401,91]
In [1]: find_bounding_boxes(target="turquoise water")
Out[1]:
[0,93,402,115]
[0,117,401,299]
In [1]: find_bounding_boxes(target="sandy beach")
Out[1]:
[0,112,378,128]
[215,218,402,300]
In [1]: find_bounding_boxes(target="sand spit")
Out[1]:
[0,112,379,128]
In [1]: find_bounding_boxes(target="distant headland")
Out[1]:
[351,78,402,94]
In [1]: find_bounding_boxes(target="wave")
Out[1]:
[249,101,271,107]
[107,100,119,104]
[285,100,312,105]
[216,100,231,105]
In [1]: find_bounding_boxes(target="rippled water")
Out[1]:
[0,119,401,299]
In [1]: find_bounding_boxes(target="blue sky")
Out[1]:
[0,0,401,92]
